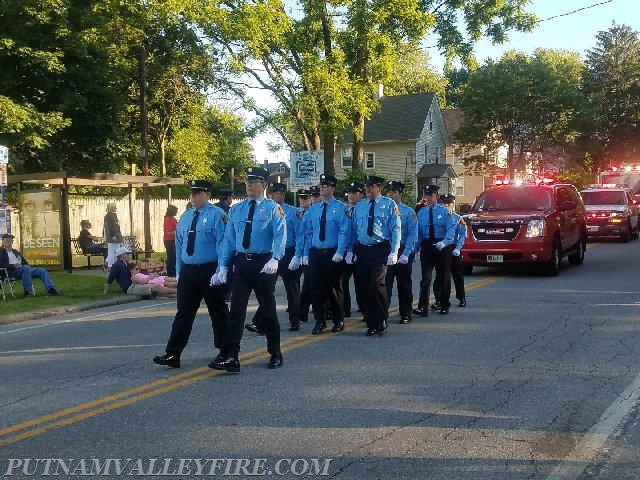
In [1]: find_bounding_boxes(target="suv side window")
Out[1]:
[569,186,582,205]
[555,187,571,208]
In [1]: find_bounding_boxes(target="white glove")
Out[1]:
[435,241,445,251]
[398,255,409,264]
[301,256,309,266]
[210,266,228,285]
[288,256,301,270]
[345,252,354,264]
[260,258,279,274]
[386,253,398,265]
[452,249,461,256]
[331,253,344,263]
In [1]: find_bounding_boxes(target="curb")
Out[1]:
[0,295,148,326]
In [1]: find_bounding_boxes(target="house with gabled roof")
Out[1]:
[338,92,457,199]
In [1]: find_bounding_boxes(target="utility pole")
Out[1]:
[139,45,152,258]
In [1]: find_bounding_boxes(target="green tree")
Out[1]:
[583,23,640,167]
[456,49,585,179]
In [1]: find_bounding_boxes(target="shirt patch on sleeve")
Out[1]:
[277,204,285,217]
[394,205,400,217]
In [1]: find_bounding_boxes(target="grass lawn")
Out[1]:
[1,271,127,316]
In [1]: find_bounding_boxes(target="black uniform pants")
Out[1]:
[420,242,453,309]
[451,253,465,300]
[386,251,415,320]
[342,262,363,316]
[309,247,345,326]
[222,253,281,359]
[164,240,176,277]
[253,247,301,327]
[166,262,229,355]
[355,242,390,330]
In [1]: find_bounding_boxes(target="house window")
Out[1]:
[435,146,441,164]
[365,152,375,170]
[424,144,431,164]
[454,148,464,165]
[429,111,433,132]
[341,148,352,168]
[456,178,465,197]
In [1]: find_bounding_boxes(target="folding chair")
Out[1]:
[0,268,36,300]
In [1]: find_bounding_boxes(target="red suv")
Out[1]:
[461,181,587,276]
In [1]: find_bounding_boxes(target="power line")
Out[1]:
[535,0,614,24]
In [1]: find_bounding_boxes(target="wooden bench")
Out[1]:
[71,239,105,269]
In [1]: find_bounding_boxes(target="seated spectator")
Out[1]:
[103,247,154,297]
[77,220,108,259]
[129,264,177,298]
[0,233,58,296]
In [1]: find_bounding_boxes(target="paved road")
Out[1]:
[1,244,639,479]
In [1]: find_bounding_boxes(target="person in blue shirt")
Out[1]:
[443,194,468,307]
[152,180,230,369]
[414,184,457,315]
[209,166,287,372]
[303,174,351,334]
[385,181,418,324]
[214,189,234,214]
[346,175,401,336]
[246,181,303,333]
[289,188,314,324]
[341,181,365,317]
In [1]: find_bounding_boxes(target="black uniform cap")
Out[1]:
[188,179,211,192]
[218,188,234,197]
[245,166,269,181]
[267,182,287,193]
[387,181,406,192]
[296,188,311,197]
[319,174,338,187]
[442,193,456,204]
[346,181,365,193]
[365,175,385,187]
[422,184,440,195]
[309,185,321,197]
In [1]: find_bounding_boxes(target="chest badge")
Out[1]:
[332,209,337,215]
[259,209,265,215]
[202,217,207,225]
[437,215,442,220]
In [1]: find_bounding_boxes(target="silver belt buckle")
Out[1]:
[246,253,253,261]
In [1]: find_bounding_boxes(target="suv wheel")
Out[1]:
[462,264,473,275]
[620,223,631,243]
[568,233,586,265]
[543,239,561,276]
[633,224,640,240]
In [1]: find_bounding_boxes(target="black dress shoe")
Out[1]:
[245,323,264,334]
[311,322,325,335]
[459,298,466,307]
[412,308,423,316]
[289,323,300,332]
[377,324,387,335]
[412,308,428,317]
[430,302,441,310]
[267,354,284,369]
[300,318,309,323]
[153,353,181,368]
[439,307,449,315]
[331,322,345,332]
[209,356,240,372]
[345,311,352,318]
[398,317,409,324]
[47,288,58,296]
[365,328,376,336]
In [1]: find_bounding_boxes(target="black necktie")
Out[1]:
[242,200,256,249]
[367,199,375,237]
[428,206,436,243]
[319,202,328,242]
[186,210,200,256]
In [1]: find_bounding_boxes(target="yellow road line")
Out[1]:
[0,276,502,447]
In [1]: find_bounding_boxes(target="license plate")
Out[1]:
[587,226,599,232]
[487,255,503,263]
[486,228,504,235]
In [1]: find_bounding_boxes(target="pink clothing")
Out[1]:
[133,273,166,287]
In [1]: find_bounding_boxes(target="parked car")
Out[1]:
[580,185,639,242]
[461,180,587,276]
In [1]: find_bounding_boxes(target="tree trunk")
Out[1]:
[507,141,515,180]
[323,132,336,175]
[352,111,365,170]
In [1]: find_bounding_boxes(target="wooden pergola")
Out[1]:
[8,171,184,272]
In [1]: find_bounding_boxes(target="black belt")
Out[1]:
[236,252,271,261]
[310,246,337,253]
[182,261,216,268]
[357,240,390,249]
[422,239,443,245]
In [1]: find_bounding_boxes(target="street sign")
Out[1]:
[0,163,7,187]
[290,150,324,189]
[0,145,8,164]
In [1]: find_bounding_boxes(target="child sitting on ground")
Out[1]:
[129,263,177,298]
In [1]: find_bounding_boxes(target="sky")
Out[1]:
[249,0,640,166]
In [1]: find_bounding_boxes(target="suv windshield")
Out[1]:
[473,187,553,212]
[581,190,627,206]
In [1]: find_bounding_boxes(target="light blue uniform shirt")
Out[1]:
[303,197,350,257]
[451,212,467,251]
[280,202,299,249]
[218,196,286,269]
[294,208,309,258]
[396,201,418,257]
[349,195,401,254]
[416,203,456,246]
[175,202,226,274]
